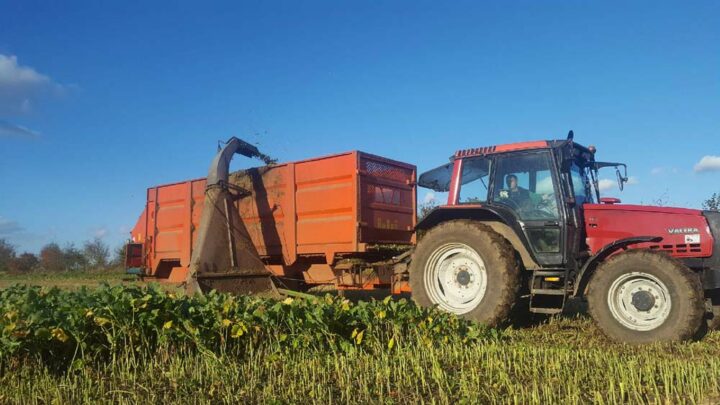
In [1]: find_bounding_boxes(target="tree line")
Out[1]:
[0,238,125,274]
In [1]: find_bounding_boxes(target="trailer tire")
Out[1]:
[587,250,704,344]
[409,220,520,327]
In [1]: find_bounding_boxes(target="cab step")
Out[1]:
[531,288,567,296]
[532,270,566,277]
[530,307,563,315]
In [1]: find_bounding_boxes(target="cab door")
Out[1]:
[563,161,595,265]
[489,151,565,266]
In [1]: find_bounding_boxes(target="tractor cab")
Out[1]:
[418,133,626,268]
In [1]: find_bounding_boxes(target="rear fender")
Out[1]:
[573,236,663,297]
[417,205,540,270]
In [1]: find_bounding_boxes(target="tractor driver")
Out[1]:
[498,174,532,210]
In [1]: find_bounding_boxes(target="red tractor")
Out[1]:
[412,131,720,343]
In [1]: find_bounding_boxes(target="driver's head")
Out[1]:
[506,174,518,190]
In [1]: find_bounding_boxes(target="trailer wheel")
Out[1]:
[705,289,720,330]
[409,220,520,326]
[587,250,704,344]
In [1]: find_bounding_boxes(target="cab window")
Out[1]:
[459,157,491,203]
[570,163,594,205]
[492,153,559,221]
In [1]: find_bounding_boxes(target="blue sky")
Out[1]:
[0,1,718,253]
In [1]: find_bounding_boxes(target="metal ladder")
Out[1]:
[529,269,570,314]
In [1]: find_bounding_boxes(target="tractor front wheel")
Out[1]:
[409,220,520,327]
[587,250,704,344]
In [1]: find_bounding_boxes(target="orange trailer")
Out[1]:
[128,151,416,291]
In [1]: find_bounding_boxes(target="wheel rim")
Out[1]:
[607,272,672,331]
[423,243,488,314]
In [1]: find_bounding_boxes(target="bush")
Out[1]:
[111,243,128,267]
[704,193,720,211]
[0,239,16,272]
[83,238,109,269]
[7,253,39,273]
[39,243,65,272]
[39,243,91,272]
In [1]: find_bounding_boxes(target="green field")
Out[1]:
[2,272,720,404]
[0,270,183,292]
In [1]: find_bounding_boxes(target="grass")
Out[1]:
[2,272,720,404]
[3,319,720,404]
[0,269,130,289]
[0,269,182,293]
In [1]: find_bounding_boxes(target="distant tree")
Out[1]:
[83,237,110,269]
[112,243,128,267]
[418,201,438,221]
[8,252,39,273]
[703,193,720,211]
[63,244,88,271]
[0,238,17,272]
[40,243,65,272]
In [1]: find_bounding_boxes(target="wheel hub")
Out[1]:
[456,268,471,286]
[631,290,656,312]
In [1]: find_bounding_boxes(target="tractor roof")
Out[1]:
[454,140,550,159]
[420,137,593,192]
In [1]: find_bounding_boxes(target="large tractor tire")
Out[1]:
[409,220,520,327]
[587,250,704,344]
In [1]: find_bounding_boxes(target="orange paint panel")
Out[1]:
[494,140,549,152]
[166,266,188,283]
[297,218,356,245]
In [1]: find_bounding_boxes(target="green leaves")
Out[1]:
[0,285,499,370]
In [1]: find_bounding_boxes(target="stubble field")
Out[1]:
[1,272,720,404]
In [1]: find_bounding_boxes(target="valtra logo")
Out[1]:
[668,227,700,235]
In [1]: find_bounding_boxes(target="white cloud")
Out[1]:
[422,191,436,204]
[597,176,638,192]
[536,177,554,194]
[650,167,664,175]
[0,217,23,235]
[92,227,109,239]
[0,54,51,87]
[598,179,616,192]
[0,54,65,115]
[694,156,720,173]
[0,120,40,138]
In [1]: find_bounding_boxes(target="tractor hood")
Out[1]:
[583,203,714,258]
[585,203,703,216]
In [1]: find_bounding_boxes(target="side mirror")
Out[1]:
[616,167,628,191]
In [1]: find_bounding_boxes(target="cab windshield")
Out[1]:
[570,163,595,204]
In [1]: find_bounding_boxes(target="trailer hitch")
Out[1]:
[185,137,278,297]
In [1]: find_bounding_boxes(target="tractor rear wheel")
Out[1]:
[409,220,520,327]
[587,250,704,344]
